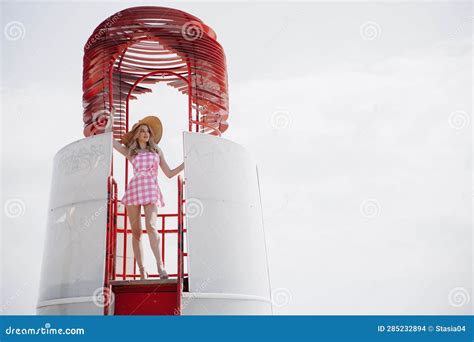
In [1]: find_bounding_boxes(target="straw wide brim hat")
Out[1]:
[120,116,163,146]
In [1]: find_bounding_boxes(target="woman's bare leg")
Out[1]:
[143,203,167,275]
[126,204,145,279]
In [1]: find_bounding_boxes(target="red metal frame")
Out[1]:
[92,6,228,315]
[176,175,185,315]
[104,175,118,315]
[114,212,188,279]
[83,6,230,139]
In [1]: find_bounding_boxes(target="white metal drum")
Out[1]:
[36,133,113,315]
[182,132,272,315]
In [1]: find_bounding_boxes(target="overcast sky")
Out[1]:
[1,0,472,315]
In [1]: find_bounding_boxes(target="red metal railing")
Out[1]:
[176,175,185,315]
[104,175,118,315]
[103,174,187,315]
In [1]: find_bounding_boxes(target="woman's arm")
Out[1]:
[158,147,184,179]
[109,106,131,160]
[113,139,130,160]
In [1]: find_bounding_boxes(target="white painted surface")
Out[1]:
[182,132,272,314]
[36,301,103,315]
[36,133,112,315]
[181,292,272,315]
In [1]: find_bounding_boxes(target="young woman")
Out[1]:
[113,115,184,280]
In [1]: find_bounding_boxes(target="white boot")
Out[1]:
[157,264,169,279]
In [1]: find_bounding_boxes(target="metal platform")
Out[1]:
[110,278,177,287]
[110,278,181,315]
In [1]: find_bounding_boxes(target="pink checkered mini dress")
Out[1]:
[121,150,165,207]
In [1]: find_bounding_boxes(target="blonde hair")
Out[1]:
[125,124,160,159]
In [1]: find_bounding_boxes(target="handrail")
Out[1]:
[104,175,118,315]
[104,174,187,315]
[176,175,185,315]
[112,178,118,281]
[113,211,189,279]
